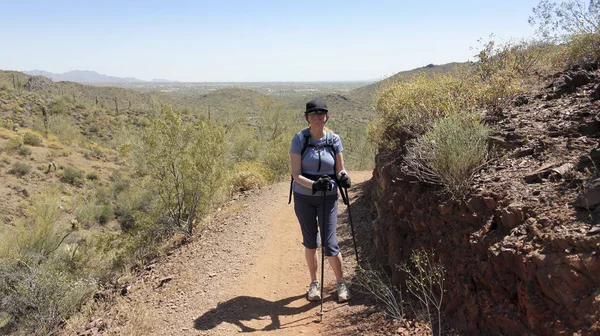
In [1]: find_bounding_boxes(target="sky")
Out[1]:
[0,0,542,82]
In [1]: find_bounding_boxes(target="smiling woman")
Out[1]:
[289,98,352,306]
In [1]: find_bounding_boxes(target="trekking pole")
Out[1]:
[318,189,326,319]
[343,187,360,266]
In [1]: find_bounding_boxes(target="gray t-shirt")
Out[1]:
[290,130,343,196]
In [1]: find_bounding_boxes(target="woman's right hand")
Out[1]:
[312,175,333,194]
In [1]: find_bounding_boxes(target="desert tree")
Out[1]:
[134,105,226,237]
[529,0,600,41]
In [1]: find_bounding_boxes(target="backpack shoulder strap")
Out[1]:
[300,128,312,157]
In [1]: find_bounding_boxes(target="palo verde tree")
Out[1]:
[529,0,600,41]
[134,105,226,237]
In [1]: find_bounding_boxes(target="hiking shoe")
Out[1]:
[337,280,351,303]
[307,280,321,301]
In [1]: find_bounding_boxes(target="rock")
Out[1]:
[574,178,600,209]
[498,203,526,231]
[524,162,563,183]
[591,84,600,101]
[24,76,52,92]
[155,276,174,288]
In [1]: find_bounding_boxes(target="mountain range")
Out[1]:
[23,70,175,83]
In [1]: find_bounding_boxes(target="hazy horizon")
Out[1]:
[2,0,540,82]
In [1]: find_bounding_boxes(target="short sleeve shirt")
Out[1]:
[290,129,343,196]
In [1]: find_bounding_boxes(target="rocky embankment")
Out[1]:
[371,64,600,335]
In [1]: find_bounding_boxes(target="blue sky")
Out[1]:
[0,0,541,82]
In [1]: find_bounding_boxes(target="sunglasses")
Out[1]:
[306,110,328,116]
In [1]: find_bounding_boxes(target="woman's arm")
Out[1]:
[291,153,315,189]
[335,152,347,178]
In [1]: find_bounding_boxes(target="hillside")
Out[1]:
[370,63,600,334]
[349,62,465,104]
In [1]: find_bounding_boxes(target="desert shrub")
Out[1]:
[529,1,600,67]
[22,132,42,146]
[17,145,31,156]
[0,189,96,335]
[4,136,22,153]
[354,267,404,320]
[114,186,151,232]
[398,249,445,336]
[557,32,600,67]
[372,71,478,146]
[48,98,68,115]
[135,105,227,236]
[46,115,83,145]
[60,166,84,186]
[403,113,490,198]
[0,261,94,334]
[529,0,600,41]
[257,133,294,182]
[86,170,99,180]
[8,162,31,177]
[230,161,270,191]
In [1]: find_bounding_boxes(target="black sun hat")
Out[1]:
[305,98,328,113]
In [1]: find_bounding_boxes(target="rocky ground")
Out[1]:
[370,63,600,335]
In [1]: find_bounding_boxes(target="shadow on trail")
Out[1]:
[194,294,330,332]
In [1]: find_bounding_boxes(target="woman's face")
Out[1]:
[306,111,328,126]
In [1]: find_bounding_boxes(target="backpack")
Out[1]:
[288,128,342,203]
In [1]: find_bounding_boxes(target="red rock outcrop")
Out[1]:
[370,64,600,335]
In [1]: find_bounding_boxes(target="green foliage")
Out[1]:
[403,113,490,198]
[558,32,600,66]
[8,161,31,177]
[0,188,96,335]
[354,267,404,320]
[114,185,151,232]
[230,161,270,191]
[17,145,31,156]
[0,261,94,335]
[22,132,42,146]
[398,249,445,336]
[60,166,84,186]
[86,170,99,180]
[135,105,227,236]
[529,0,600,41]
[4,136,23,153]
[372,71,478,144]
[529,1,600,67]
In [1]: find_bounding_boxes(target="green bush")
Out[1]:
[86,170,99,180]
[8,162,31,177]
[559,33,600,67]
[17,146,31,156]
[60,166,84,186]
[4,137,23,153]
[372,71,478,145]
[0,190,96,335]
[22,132,42,146]
[230,161,269,191]
[403,113,490,198]
[135,105,227,236]
[0,261,95,335]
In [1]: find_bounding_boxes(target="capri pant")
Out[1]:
[293,192,340,257]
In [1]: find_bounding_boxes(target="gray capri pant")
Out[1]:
[293,192,340,256]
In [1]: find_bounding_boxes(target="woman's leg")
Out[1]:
[305,248,318,282]
[327,252,343,282]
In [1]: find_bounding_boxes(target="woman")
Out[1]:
[289,98,352,303]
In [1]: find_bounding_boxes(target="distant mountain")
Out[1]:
[151,78,178,83]
[24,70,149,83]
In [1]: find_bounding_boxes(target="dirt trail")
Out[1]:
[94,171,375,336]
